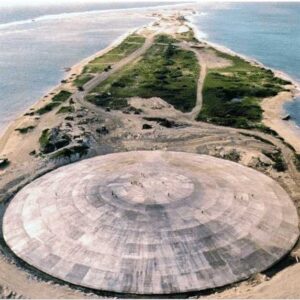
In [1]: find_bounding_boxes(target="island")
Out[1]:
[0,9,299,299]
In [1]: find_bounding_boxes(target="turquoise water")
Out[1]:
[192,2,300,128]
[0,2,176,132]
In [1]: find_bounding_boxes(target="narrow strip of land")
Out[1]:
[76,34,155,100]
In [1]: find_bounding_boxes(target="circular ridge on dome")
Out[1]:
[3,151,299,294]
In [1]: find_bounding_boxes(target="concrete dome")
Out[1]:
[3,151,299,294]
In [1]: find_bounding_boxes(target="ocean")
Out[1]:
[192,2,300,126]
[0,1,177,133]
[1,2,300,133]
[192,2,300,128]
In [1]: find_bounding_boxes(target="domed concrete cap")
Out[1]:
[3,151,299,294]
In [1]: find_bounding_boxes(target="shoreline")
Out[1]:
[0,9,299,298]
[1,10,299,154]
[0,2,191,30]
[1,9,299,154]
[186,14,300,152]
[0,17,160,155]
[0,3,177,136]
[0,16,156,142]
[186,14,300,88]
[0,2,195,136]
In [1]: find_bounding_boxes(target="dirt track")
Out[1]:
[0,10,300,299]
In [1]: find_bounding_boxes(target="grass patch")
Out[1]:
[52,90,72,102]
[255,124,279,136]
[87,39,199,112]
[154,34,178,44]
[36,102,61,115]
[176,27,198,43]
[57,106,75,114]
[36,90,71,115]
[39,128,71,154]
[74,74,94,87]
[222,149,240,162]
[39,129,51,149]
[262,149,287,172]
[87,93,128,110]
[74,34,146,87]
[15,126,35,134]
[197,49,288,129]
[294,154,300,172]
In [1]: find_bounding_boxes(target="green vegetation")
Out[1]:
[294,154,300,172]
[197,49,290,129]
[39,128,71,154]
[52,90,72,102]
[39,129,51,149]
[154,34,178,44]
[74,34,146,88]
[222,149,240,162]
[36,90,71,115]
[36,102,61,115]
[15,125,35,134]
[262,149,287,172]
[176,27,198,43]
[0,158,9,169]
[57,105,75,114]
[74,74,94,87]
[87,37,199,112]
[272,138,300,172]
[255,124,279,136]
[88,93,129,110]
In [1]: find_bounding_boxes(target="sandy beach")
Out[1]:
[262,90,300,153]
[0,6,299,299]
[0,13,157,162]
[2,6,299,154]
[186,17,300,153]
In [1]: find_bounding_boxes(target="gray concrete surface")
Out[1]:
[3,151,299,294]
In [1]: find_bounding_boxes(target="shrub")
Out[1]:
[262,149,287,172]
[294,154,300,171]
[222,149,240,162]
[57,106,75,114]
[198,50,286,129]
[36,102,61,115]
[52,90,71,102]
[36,90,71,115]
[15,126,35,134]
[88,41,199,113]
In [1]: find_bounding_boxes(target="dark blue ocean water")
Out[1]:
[0,2,176,132]
[192,2,300,128]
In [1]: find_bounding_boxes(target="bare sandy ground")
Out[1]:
[0,8,299,299]
[187,18,300,154]
[205,263,300,299]
[262,90,300,152]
